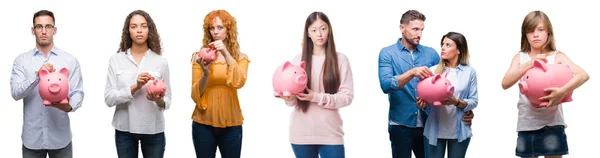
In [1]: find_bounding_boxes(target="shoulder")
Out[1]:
[380,43,398,55]
[336,52,350,62]
[109,52,125,62]
[336,52,352,68]
[461,65,477,77]
[55,48,82,65]
[463,65,476,72]
[418,45,440,62]
[157,54,170,64]
[55,48,76,58]
[554,51,568,59]
[237,52,249,61]
[14,49,34,61]
[511,52,523,63]
[420,45,437,53]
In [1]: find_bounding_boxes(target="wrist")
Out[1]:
[130,85,140,93]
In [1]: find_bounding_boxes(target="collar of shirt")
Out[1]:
[125,48,152,66]
[33,46,59,56]
[396,38,423,53]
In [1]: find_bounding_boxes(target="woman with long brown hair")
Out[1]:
[104,10,171,158]
[416,32,478,158]
[190,9,249,158]
[278,11,354,158]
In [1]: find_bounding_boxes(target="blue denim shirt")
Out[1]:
[378,38,440,128]
[423,64,479,145]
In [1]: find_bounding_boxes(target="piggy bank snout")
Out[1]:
[48,83,61,93]
[296,75,307,84]
[518,82,527,94]
[447,85,454,94]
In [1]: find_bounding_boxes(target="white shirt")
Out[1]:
[516,51,565,131]
[104,48,172,134]
[437,68,458,139]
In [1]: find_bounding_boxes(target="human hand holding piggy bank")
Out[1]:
[519,60,574,107]
[273,61,308,97]
[196,48,217,65]
[417,73,454,106]
[39,67,70,106]
[146,79,166,98]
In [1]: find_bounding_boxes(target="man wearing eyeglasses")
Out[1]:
[10,10,84,158]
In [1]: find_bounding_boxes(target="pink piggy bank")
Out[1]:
[39,67,70,106]
[273,61,307,97]
[146,79,166,98]
[197,48,217,64]
[417,73,454,106]
[519,60,573,108]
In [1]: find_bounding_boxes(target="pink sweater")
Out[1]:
[284,53,354,145]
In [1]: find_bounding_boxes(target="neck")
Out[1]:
[131,43,149,55]
[37,43,53,57]
[447,58,459,68]
[530,47,547,55]
[401,38,416,52]
[313,45,326,56]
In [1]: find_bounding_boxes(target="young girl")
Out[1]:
[501,10,589,158]
[278,11,354,158]
[104,10,171,158]
[416,32,478,158]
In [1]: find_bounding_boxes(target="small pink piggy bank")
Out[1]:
[196,48,217,64]
[519,60,574,108]
[146,79,166,98]
[39,67,70,106]
[273,61,308,97]
[417,73,454,106]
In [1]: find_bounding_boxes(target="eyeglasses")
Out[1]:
[34,24,54,31]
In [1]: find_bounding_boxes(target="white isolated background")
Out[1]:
[0,0,597,157]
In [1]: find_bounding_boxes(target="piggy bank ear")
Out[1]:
[59,68,68,76]
[299,61,306,69]
[431,74,441,84]
[281,61,292,72]
[533,60,548,72]
[160,79,165,83]
[39,68,50,77]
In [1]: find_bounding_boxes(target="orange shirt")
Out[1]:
[190,52,250,128]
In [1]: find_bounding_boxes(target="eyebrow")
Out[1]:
[310,24,327,28]
[129,23,148,25]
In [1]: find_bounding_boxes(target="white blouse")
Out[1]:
[104,48,172,134]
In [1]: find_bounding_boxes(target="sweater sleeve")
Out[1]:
[312,53,354,109]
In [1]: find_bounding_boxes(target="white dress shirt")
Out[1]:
[104,48,171,134]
